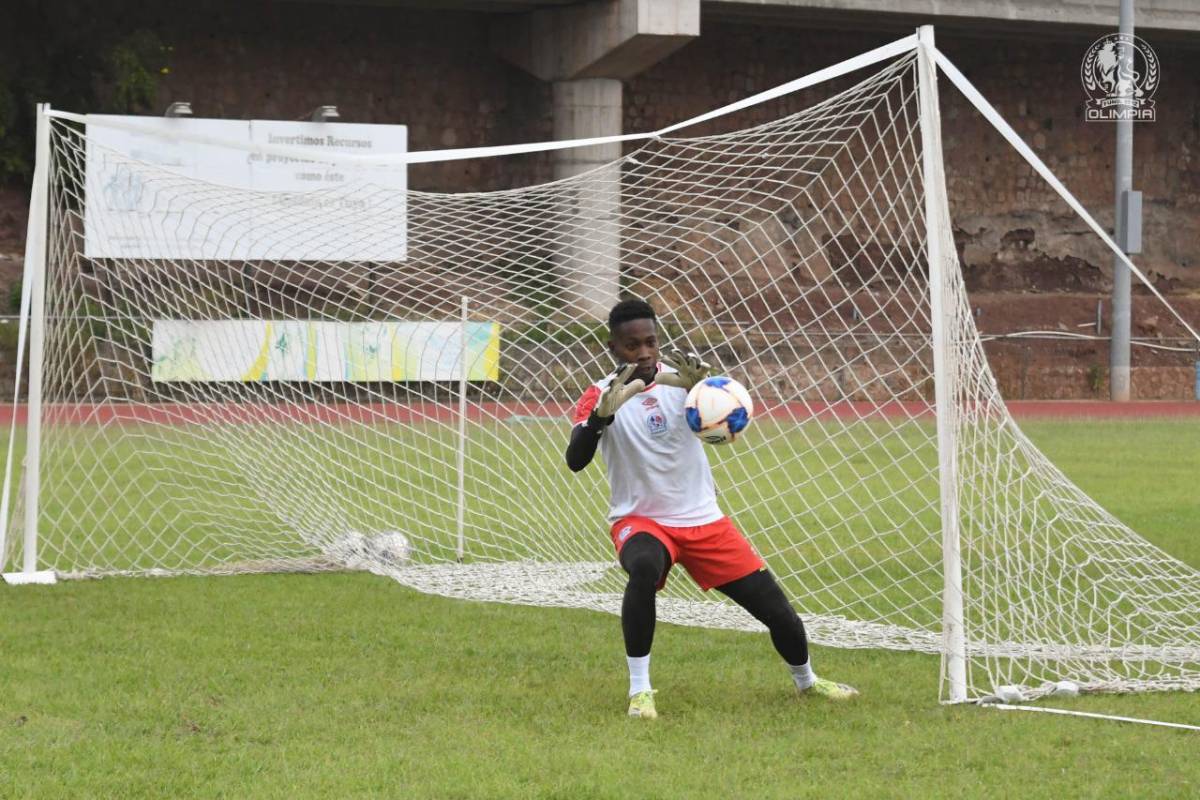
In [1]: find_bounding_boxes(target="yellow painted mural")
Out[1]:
[151,320,500,383]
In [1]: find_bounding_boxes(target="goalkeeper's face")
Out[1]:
[609,318,660,385]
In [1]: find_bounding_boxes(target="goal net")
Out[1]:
[5,33,1199,703]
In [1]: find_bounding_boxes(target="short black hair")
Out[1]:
[608,298,657,335]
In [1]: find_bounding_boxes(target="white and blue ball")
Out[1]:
[685,376,754,444]
[370,531,412,565]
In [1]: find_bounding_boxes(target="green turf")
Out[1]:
[1,417,1199,798]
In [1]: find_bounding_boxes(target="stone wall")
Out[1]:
[141,4,557,193]
[6,6,1199,280]
[625,24,1200,290]
[115,7,1200,289]
[0,4,1197,401]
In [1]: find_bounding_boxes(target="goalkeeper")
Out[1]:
[565,298,858,720]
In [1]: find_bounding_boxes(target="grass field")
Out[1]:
[2,417,1199,798]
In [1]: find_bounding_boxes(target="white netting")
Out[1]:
[4,48,1200,702]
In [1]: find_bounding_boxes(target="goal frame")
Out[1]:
[1,102,53,586]
[5,26,1198,704]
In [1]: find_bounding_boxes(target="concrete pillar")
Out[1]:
[553,79,623,319]
[493,0,699,320]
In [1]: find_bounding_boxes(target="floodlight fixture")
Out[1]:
[311,105,340,122]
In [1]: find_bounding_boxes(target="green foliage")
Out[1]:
[503,320,608,351]
[0,1,172,184]
[106,31,172,114]
[496,253,561,320]
[1087,363,1105,394]
[0,84,27,181]
[0,318,19,351]
[0,279,22,351]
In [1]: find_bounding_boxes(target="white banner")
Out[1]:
[84,117,407,261]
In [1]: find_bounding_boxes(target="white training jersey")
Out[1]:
[573,364,723,526]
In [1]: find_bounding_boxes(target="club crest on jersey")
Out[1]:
[617,525,633,543]
[645,410,668,436]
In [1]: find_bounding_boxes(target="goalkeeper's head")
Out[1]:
[607,297,660,385]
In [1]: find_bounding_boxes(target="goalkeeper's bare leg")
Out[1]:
[716,568,859,700]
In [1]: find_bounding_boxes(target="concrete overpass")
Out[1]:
[277,0,1199,315]
[310,0,1200,34]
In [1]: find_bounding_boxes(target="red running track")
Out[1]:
[0,400,1195,426]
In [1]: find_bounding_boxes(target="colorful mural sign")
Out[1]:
[151,320,500,383]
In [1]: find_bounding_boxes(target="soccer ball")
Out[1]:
[323,530,370,567]
[685,376,754,444]
[323,530,412,569]
[369,531,412,566]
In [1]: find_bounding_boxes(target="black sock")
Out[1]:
[619,533,670,658]
[716,568,809,666]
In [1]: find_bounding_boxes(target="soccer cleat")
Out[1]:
[800,678,859,700]
[627,689,658,719]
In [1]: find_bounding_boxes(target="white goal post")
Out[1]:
[4,27,1199,704]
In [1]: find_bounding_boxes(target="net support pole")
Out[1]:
[2,104,55,585]
[22,104,50,578]
[917,26,966,703]
[456,295,469,563]
[1109,0,1134,401]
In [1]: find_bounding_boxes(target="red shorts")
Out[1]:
[610,516,765,591]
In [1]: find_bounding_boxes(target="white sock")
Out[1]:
[627,654,652,696]
[790,660,816,690]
